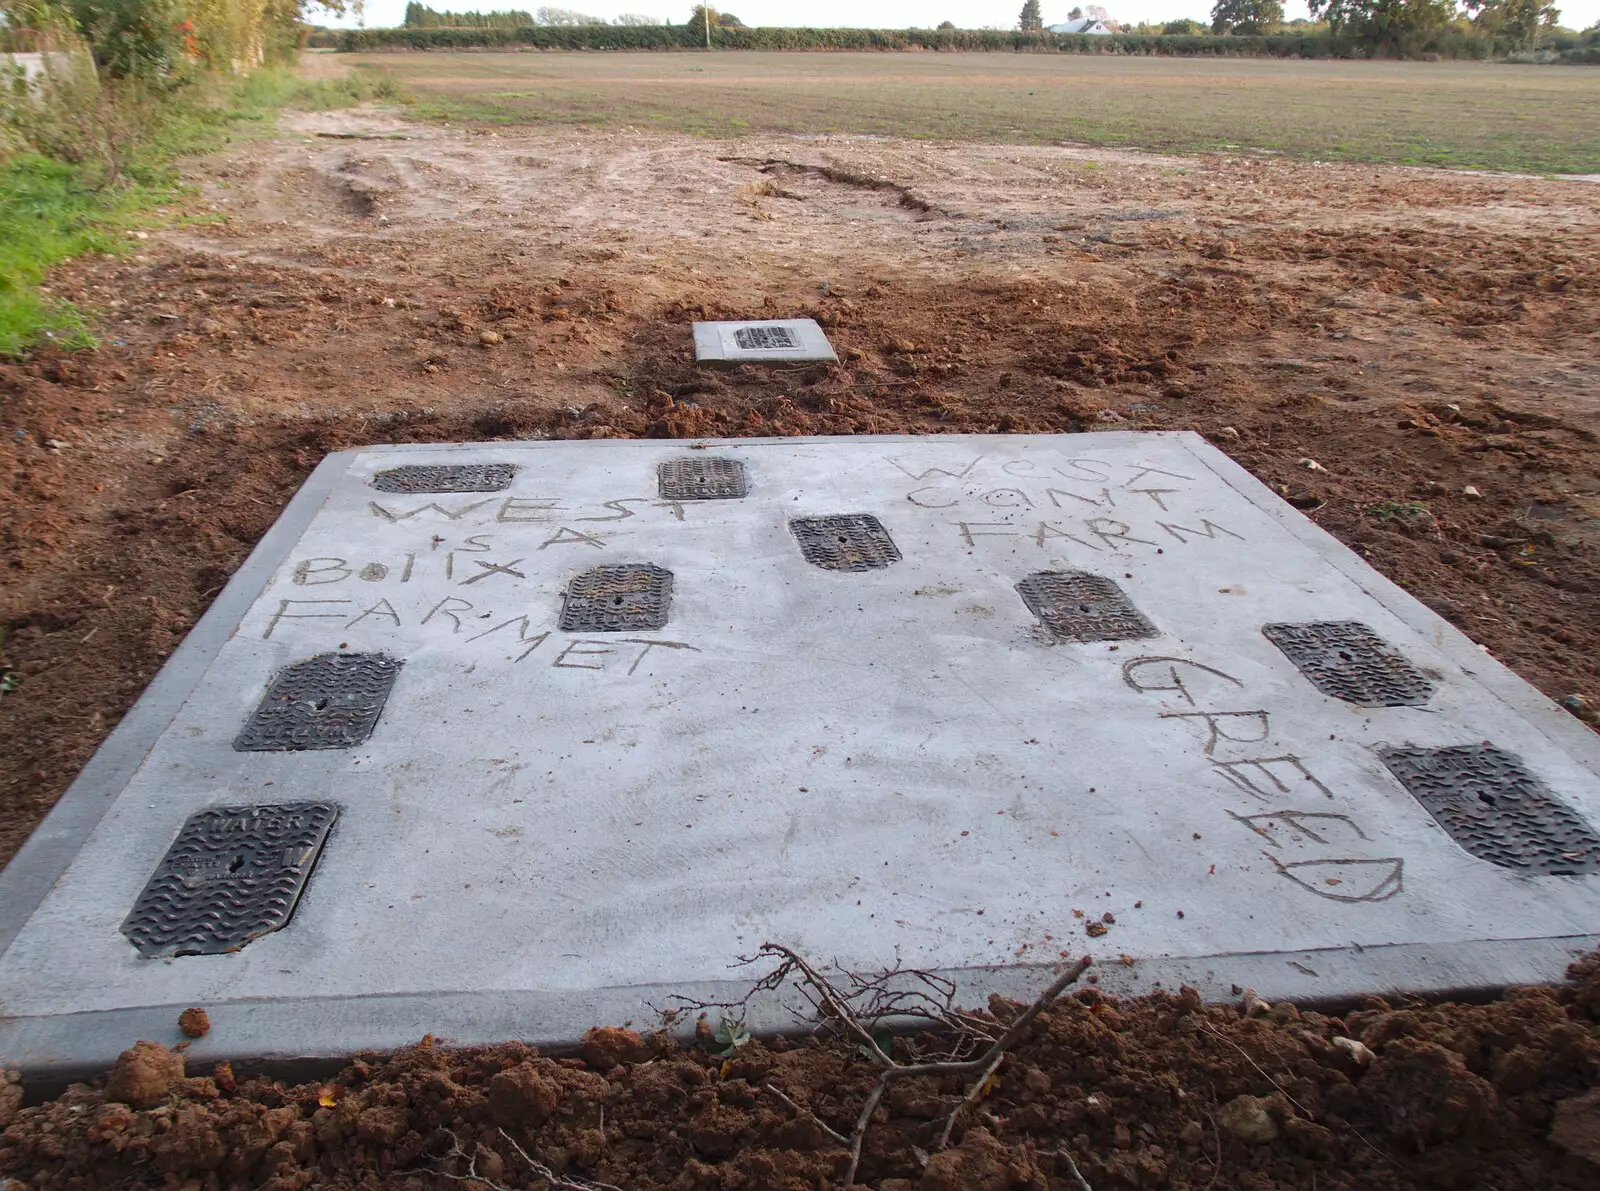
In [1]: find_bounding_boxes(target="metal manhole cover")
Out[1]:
[561,564,673,632]
[370,464,516,494]
[790,515,902,572]
[121,802,338,957]
[1263,621,1434,707]
[733,325,800,351]
[1380,744,1600,876]
[1016,571,1158,643]
[659,457,748,501]
[234,653,402,752]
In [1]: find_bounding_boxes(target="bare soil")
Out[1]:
[2,105,1600,1187]
[3,955,1600,1189]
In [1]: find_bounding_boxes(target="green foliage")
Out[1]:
[1308,0,1458,54]
[1367,499,1433,521]
[1467,0,1561,52]
[1019,0,1043,32]
[1211,0,1284,35]
[404,4,536,27]
[712,1018,750,1057]
[1163,18,1207,34]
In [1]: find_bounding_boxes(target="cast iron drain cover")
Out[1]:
[234,653,402,752]
[733,325,800,351]
[790,515,901,572]
[561,564,673,632]
[1380,743,1600,875]
[1263,621,1434,707]
[1016,571,1158,642]
[370,464,516,494]
[121,802,338,957]
[659,457,748,500]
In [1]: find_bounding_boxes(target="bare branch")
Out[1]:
[762,1083,850,1147]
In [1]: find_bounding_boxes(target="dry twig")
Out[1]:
[437,1128,626,1191]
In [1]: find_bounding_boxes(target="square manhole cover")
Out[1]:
[1263,621,1433,707]
[234,653,402,752]
[790,514,901,571]
[1380,744,1600,876]
[692,318,837,365]
[560,564,673,631]
[121,803,338,958]
[659,458,748,501]
[1016,571,1158,642]
[370,464,517,494]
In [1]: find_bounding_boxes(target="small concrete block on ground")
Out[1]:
[692,318,838,365]
[0,432,1597,1078]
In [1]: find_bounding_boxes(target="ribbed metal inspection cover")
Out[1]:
[234,653,402,752]
[658,457,748,501]
[370,464,516,494]
[733,325,800,350]
[1381,744,1600,876]
[1264,621,1434,707]
[560,564,673,632]
[1016,571,1158,642]
[789,514,901,572]
[121,803,338,957]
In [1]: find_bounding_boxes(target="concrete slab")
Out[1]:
[1,432,1597,1079]
[692,318,837,365]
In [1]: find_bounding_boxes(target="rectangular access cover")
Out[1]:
[692,318,838,365]
[1264,621,1434,707]
[122,803,337,958]
[659,457,748,501]
[234,652,402,751]
[1380,744,1600,876]
[370,464,516,494]
[560,563,673,631]
[1016,571,1158,643]
[790,514,901,571]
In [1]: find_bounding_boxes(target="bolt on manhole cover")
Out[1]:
[370,464,516,494]
[659,457,748,501]
[790,515,902,572]
[1263,621,1434,707]
[121,802,338,957]
[1380,743,1600,876]
[561,564,673,632]
[234,653,402,752]
[1016,571,1158,643]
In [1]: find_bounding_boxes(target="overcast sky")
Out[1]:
[313,0,1600,33]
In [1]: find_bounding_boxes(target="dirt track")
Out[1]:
[4,98,1600,1191]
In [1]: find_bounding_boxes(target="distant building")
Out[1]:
[1047,17,1113,33]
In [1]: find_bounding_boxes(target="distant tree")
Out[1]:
[1068,6,1083,17]
[1306,0,1455,51]
[1163,16,1206,32]
[937,18,956,27]
[687,4,742,26]
[536,5,603,23]
[1085,4,1110,18]
[1210,0,1283,33]
[1466,0,1559,50]
[1019,0,1043,30]
[612,11,663,22]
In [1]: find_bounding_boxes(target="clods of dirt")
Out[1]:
[5,953,1600,1190]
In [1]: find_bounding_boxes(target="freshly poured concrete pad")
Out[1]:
[2,432,1599,1076]
[693,318,837,365]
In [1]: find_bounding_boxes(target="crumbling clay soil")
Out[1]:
[4,953,1600,1189]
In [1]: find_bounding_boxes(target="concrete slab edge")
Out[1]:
[1,935,1594,1086]
[0,450,359,956]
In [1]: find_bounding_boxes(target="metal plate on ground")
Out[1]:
[560,564,673,632]
[692,318,838,365]
[790,514,901,571]
[2,432,1598,1077]
[1016,571,1158,643]
[121,803,337,958]
[234,653,402,751]
[1380,744,1600,876]
[370,464,516,494]
[659,458,748,501]
[1263,621,1433,707]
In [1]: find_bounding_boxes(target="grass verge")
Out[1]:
[0,65,404,359]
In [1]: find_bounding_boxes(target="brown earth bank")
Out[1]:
[2,953,1600,1190]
